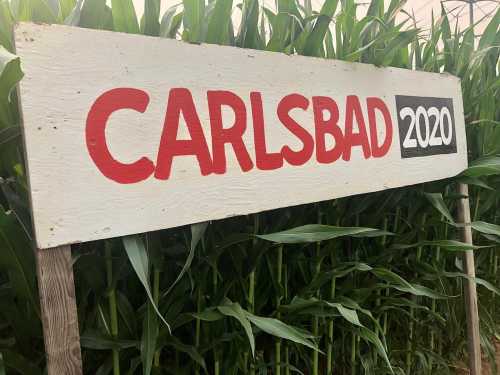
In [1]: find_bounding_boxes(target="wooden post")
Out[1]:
[36,245,83,375]
[457,183,482,375]
[459,7,482,374]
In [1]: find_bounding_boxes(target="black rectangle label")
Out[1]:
[395,95,457,158]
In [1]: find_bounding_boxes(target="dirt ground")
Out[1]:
[455,340,500,375]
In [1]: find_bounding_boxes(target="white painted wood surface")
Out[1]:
[15,23,467,249]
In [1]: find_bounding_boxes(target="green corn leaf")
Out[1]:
[159,5,178,38]
[266,0,302,52]
[94,357,113,375]
[217,299,255,356]
[0,180,31,237]
[306,262,373,291]
[0,46,23,127]
[325,26,335,58]
[43,0,60,20]
[143,0,161,36]
[462,156,500,177]
[358,327,393,374]
[182,0,204,42]
[379,29,419,66]
[302,0,339,56]
[265,12,291,52]
[335,296,375,320]
[424,192,455,223]
[344,28,384,62]
[10,0,29,21]
[166,336,207,371]
[371,267,446,299]
[215,297,318,351]
[0,208,38,315]
[456,176,494,190]
[439,271,500,296]
[245,312,319,352]
[192,307,224,322]
[59,0,76,20]
[160,10,183,39]
[123,235,148,279]
[392,283,446,299]
[164,222,208,296]
[125,357,141,375]
[206,0,233,44]
[324,301,363,327]
[64,0,83,25]
[80,331,138,350]
[331,262,373,276]
[0,1,14,51]
[365,0,382,18]
[275,296,318,314]
[13,0,58,23]
[471,221,500,236]
[353,229,393,238]
[303,0,312,16]
[141,300,159,375]
[0,126,20,147]
[457,27,474,75]
[257,224,384,243]
[0,353,4,375]
[96,302,110,335]
[116,291,138,337]
[122,235,170,331]
[111,0,139,34]
[386,0,404,22]
[237,0,261,49]
[440,4,452,72]
[481,233,500,244]
[478,7,500,51]
[392,240,484,251]
[0,350,41,375]
[78,0,107,28]
[378,297,432,313]
[280,296,364,326]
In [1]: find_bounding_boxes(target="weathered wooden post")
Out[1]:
[457,183,482,375]
[35,246,83,374]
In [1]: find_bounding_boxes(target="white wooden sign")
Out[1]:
[15,23,467,249]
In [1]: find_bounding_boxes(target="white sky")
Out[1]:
[131,0,497,36]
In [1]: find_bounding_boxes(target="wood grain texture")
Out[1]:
[457,183,482,375]
[15,23,468,248]
[36,246,82,375]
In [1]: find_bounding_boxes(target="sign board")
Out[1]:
[15,23,467,249]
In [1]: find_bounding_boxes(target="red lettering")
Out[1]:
[88,88,394,184]
[208,91,254,174]
[86,88,155,184]
[155,88,213,180]
[251,92,283,171]
[278,94,314,166]
[367,97,393,158]
[312,96,344,164]
[343,95,371,161]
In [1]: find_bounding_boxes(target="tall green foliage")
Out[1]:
[0,0,499,374]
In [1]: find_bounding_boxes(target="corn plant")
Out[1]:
[0,0,499,374]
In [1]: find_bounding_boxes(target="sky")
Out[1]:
[131,0,498,36]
